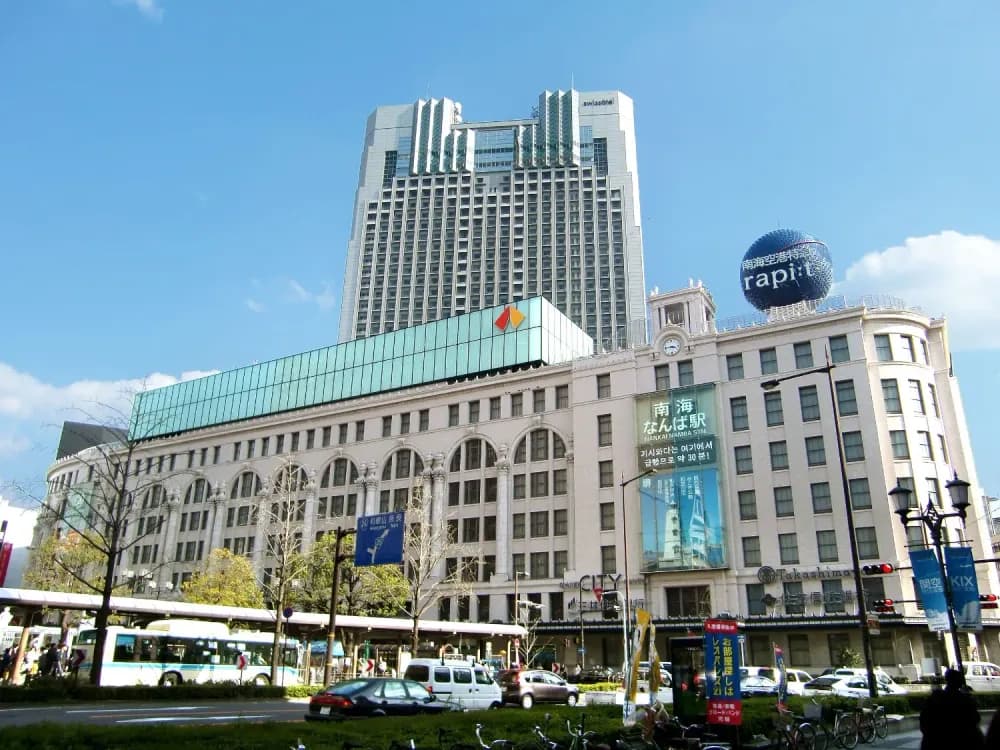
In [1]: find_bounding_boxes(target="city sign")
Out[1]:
[355,511,405,566]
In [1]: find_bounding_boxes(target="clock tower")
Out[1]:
[648,280,717,340]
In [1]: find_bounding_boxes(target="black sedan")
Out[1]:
[305,678,453,720]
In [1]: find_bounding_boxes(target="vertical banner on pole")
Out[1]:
[627,609,651,703]
[649,621,663,694]
[945,546,982,632]
[911,548,950,632]
[705,618,742,726]
[774,645,788,709]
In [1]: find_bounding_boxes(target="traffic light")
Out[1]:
[980,594,999,610]
[862,563,895,575]
[602,590,622,619]
[873,598,895,613]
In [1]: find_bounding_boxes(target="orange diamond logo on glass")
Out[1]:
[494,305,526,331]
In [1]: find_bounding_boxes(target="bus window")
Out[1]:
[114,634,136,662]
[138,636,158,662]
[159,638,185,663]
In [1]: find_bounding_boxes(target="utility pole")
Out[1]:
[323,527,356,687]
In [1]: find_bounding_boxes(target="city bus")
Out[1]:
[76,619,302,686]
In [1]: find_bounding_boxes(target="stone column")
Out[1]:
[301,469,318,549]
[420,465,434,522]
[495,444,511,582]
[363,463,379,516]
[209,486,228,553]
[252,496,271,577]
[159,490,182,590]
[431,454,448,579]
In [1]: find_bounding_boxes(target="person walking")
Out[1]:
[0,647,12,684]
[920,668,983,749]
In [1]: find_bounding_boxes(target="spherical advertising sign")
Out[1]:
[740,229,833,311]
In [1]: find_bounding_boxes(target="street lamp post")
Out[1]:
[513,569,529,666]
[762,361,878,698]
[323,526,356,687]
[619,467,655,706]
[891,473,972,674]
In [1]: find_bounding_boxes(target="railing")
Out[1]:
[716,294,923,333]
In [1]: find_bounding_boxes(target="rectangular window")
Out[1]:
[927,477,941,507]
[512,513,525,539]
[875,333,892,361]
[463,479,481,505]
[850,478,872,509]
[735,446,753,475]
[664,585,710,617]
[212,446,221,464]
[654,365,670,392]
[799,385,821,421]
[742,536,761,566]
[530,510,549,537]
[927,384,940,417]
[382,415,392,438]
[600,502,615,530]
[533,389,546,413]
[817,530,838,562]
[553,509,568,536]
[489,397,501,420]
[835,379,858,416]
[829,334,850,363]
[462,517,480,543]
[909,380,925,415]
[511,393,523,417]
[900,334,916,362]
[765,391,784,426]
[774,486,794,517]
[789,634,811,666]
[811,482,832,513]
[784,581,805,614]
[601,545,616,575]
[882,379,902,413]
[856,526,879,559]
[805,435,826,466]
[843,431,864,461]
[597,414,613,446]
[599,460,614,488]
[917,431,933,460]
[233,442,241,462]
[890,430,910,459]
[738,490,757,520]
[553,550,568,578]
[468,400,480,424]
[555,385,569,409]
[779,533,799,564]
[419,409,429,432]
[747,583,766,616]
[794,341,814,369]
[448,404,459,426]
[321,426,331,447]
[306,430,315,450]
[530,551,548,579]
[513,474,526,499]
[759,348,778,375]
[553,469,567,495]
[530,471,549,497]
[399,413,410,435]
[730,396,749,431]
[596,374,611,399]
[823,580,845,613]
[337,424,348,444]
[769,440,789,470]
[355,421,365,441]
[677,360,694,386]
[448,482,460,507]
[726,354,744,381]
[938,435,948,463]
[290,432,299,452]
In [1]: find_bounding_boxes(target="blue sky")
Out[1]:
[2,1,999,505]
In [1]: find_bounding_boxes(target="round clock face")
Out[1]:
[662,337,682,356]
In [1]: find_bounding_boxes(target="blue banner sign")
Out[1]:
[355,511,405,567]
[945,546,982,632]
[775,645,787,707]
[910,549,949,632]
[704,618,742,725]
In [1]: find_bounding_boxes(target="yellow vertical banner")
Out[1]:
[628,608,652,702]
[648,622,662,694]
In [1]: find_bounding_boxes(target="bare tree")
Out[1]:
[24,407,191,685]
[256,457,315,684]
[399,485,476,654]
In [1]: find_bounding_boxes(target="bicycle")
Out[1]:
[853,702,887,744]
[773,705,819,750]
[473,722,515,750]
[807,700,857,750]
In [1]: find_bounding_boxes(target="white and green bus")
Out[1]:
[76,619,301,686]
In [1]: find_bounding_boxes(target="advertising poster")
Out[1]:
[945,546,982,632]
[704,618,742,725]
[910,549,949,632]
[635,384,727,571]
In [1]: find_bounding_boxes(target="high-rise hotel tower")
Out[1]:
[339,90,647,350]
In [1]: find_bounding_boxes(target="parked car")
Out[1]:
[637,661,673,687]
[304,678,454,720]
[740,666,813,696]
[828,667,908,695]
[402,658,502,710]
[741,675,779,697]
[572,665,622,684]
[953,661,1000,691]
[802,675,907,698]
[498,668,580,708]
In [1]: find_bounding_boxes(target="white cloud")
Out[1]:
[246,298,265,313]
[117,0,164,22]
[0,434,31,458]
[287,279,338,312]
[836,231,1000,351]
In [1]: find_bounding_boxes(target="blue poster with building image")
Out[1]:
[910,549,949,632]
[945,546,982,632]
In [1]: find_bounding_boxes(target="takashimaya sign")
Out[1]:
[756,565,854,583]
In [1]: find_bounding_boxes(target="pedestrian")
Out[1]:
[920,668,983,749]
[0,647,11,684]
[43,643,62,676]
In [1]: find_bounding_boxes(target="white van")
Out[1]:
[741,666,814,695]
[956,661,1000,691]
[402,658,502,710]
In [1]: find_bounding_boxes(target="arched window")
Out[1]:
[274,464,308,493]
[142,484,168,509]
[230,471,262,499]
[514,430,567,463]
[316,457,361,522]
[320,458,359,488]
[377,450,425,512]
[184,478,212,505]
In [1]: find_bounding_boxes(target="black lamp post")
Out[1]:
[891,472,972,674]
[761,361,878,698]
[619,466,655,710]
